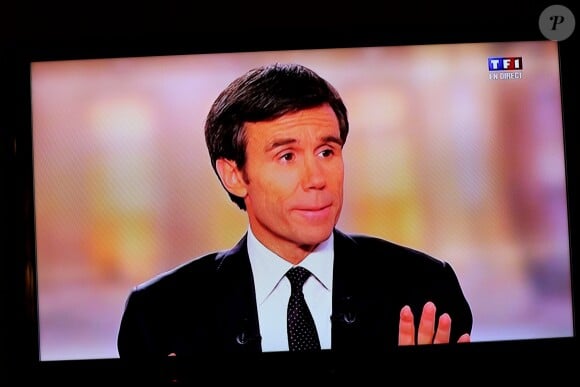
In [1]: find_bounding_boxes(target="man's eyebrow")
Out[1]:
[265,138,297,152]
[265,135,343,152]
[322,135,344,147]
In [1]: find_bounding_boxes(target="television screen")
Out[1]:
[3,2,578,383]
[30,40,574,362]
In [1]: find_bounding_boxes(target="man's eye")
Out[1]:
[280,153,294,161]
[320,149,334,157]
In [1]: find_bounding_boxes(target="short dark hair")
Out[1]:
[204,62,349,210]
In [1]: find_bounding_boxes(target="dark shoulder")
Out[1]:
[131,235,247,297]
[337,230,448,270]
[133,252,220,295]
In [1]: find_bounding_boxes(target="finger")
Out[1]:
[398,305,416,346]
[417,301,436,345]
[432,313,451,344]
[457,333,471,343]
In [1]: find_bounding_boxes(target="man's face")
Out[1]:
[240,104,344,262]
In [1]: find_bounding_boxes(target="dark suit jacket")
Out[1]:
[117,228,472,360]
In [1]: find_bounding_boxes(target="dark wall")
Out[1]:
[0,1,557,49]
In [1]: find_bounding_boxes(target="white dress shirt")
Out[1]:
[246,226,334,352]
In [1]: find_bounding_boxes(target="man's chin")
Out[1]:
[296,228,334,249]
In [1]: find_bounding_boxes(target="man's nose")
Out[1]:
[301,156,326,190]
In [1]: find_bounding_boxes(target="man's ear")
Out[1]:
[215,158,248,198]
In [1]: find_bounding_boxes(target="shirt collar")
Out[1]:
[247,227,334,305]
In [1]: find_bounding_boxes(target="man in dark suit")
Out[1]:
[117,62,472,374]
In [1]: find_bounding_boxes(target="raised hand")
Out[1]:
[398,301,470,345]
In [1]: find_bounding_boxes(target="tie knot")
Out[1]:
[286,266,312,293]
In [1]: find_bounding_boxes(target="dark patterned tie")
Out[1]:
[285,266,321,351]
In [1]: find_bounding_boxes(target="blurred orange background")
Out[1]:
[31,41,573,360]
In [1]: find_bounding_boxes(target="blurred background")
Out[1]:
[31,40,573,360]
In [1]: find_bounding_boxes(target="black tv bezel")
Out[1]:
[2,5,578,383]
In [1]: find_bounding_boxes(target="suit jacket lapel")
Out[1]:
[331,229,373,350]
[213,234,262,352]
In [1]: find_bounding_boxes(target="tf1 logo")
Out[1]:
[488,57,523,71]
